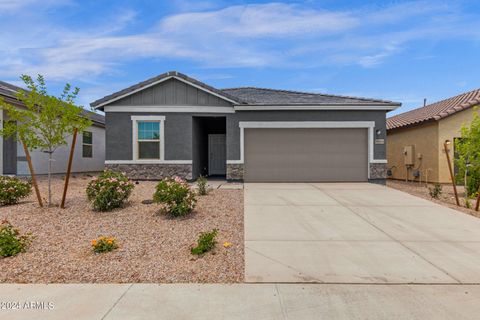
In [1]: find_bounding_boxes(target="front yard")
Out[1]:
[0,175,244,283]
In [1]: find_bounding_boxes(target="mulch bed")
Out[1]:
[0,175,244,283]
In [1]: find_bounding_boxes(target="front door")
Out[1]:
[208,134,226,175]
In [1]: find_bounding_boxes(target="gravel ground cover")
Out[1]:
[0,175,244,283]
[387,179,480,218]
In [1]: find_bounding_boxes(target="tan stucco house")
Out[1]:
[387,89,480,183]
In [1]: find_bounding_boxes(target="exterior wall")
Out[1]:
[387,122,439,182]
[16,124,105,175]
[226,110,387,161]
[114,78,231,107]
[438,107,480,183]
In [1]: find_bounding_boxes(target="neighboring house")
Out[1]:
[91,71,400,183]
[0,81,106,176]
[387,89,480,183]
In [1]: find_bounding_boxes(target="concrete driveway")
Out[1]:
[245,183,480,284]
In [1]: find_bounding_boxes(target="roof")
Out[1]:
[90,71,244,109]
[90,71,401,109]
[0,80,105,127]
[387,88,480,131]
[221,87,400,106]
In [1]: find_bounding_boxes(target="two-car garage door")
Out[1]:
[244,128,368,182]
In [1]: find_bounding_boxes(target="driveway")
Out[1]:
[245,183,480,284]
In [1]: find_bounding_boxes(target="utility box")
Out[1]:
[403,145,415,166]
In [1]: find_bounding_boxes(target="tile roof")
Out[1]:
[0,80,105,126]
[387,89,480,130]
[221,87,400,106]
[89,71,400,109]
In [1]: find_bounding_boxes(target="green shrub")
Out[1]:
[191,229,218,255]
[196,175,208,196]
[91,236,118,253]
[429,183,442,199]
[466,169,480,198]
[0,176,32,206]
[86,170,135,211]
[153,176,197,216]
[0,220,31,257]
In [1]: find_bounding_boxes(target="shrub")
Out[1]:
[429,183,442,199]
[196,175,208,196]
[465,197,472,209]
[0,176,32,206]
[0,220,31,257]
[191,229,218,255]
[91,236,118,253]
[153,176,197,216]
[86,170,134,211]
[466,169,480,198]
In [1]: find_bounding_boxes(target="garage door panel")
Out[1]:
[244,128,368,182]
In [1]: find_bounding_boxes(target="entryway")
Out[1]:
[192,116,226,179]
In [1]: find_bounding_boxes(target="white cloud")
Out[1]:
[1,1,480,81]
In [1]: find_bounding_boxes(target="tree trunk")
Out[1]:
[48,150,52,206]
[21,140,43,207]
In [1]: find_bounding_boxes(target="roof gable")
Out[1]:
[387,89,480,130]
[91,71,241,110]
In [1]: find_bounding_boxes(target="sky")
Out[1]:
[1,0,479,116]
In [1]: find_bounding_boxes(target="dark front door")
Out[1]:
[208,134,226,175]
[3,121,17,175]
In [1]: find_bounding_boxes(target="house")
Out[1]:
[91,71,400,183]
[387,89,480,183]
[0,81,106,176]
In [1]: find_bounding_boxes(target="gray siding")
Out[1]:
[106,110,387,162]
[226,110,387,161]
[110,78,232,107]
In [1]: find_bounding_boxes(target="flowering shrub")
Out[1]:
[0,220,32,257]
[86,170,134,211]
[0,176,32,206]
[91,236,118,253]
[153,176,197,216]
[196,175,208,196]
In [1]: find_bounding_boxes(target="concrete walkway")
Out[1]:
[2,283,480,319]
[245,183,480,283]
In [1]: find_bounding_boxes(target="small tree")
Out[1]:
[455,108,480,197]
[0,75,91,206]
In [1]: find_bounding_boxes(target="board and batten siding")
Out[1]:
[113,78,232,107]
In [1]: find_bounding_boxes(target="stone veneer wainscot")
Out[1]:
[106,164,192,180]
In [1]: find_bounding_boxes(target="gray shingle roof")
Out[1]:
[90,71,245,108]
[0,80,105,126]
[89,71,400,109]
[221,87,400,106]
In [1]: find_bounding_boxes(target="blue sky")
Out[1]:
[1,0,479,115]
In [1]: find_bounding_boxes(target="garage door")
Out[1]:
[244,128,368,182]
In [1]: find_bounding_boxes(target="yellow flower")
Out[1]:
[107,239,113,245]
[91,240,97,246]
[223,242,232,248]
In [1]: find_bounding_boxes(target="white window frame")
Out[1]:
[82,131,93,158]
[226,121,387,179]
[131,116,165,161]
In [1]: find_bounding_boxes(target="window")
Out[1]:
[137,121,160,159]
[82,131,93,158]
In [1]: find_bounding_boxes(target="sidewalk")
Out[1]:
[1,283,480,319]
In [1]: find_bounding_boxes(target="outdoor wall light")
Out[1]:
[376,129,382,136]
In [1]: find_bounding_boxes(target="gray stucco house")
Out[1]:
[91,71,400,183]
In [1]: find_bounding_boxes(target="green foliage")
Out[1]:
[465,197,472,209]
[455,109,480,197]
[153,177,197,216]
[0,176,32,206]
[0,220,31,257]
[196,175,208,196]
[191,229,218,255]
[86,170,135,211]
[91,236,118,253]
[0,75,92,205]
[429,183,442,199]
